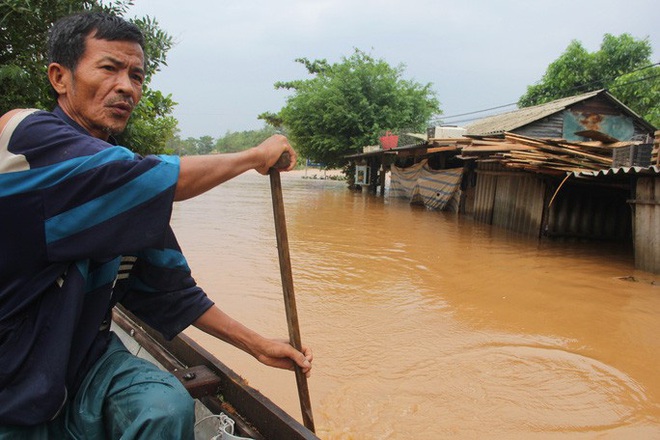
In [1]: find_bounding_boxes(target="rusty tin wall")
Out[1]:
[472,163,634,242]
[473,163,545,236]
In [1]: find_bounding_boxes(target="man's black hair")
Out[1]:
[48,11,145,71]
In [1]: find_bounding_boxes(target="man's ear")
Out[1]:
[48,63,70,96]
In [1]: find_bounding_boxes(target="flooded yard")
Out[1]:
[172,171,660,439]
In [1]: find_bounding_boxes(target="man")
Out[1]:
[0,11,311,439]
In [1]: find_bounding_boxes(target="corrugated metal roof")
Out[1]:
[466,90,604,136]
[570,165,660,178]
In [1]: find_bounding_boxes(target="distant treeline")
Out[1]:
[165,126,278,155]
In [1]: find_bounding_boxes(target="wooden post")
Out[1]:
[269,164,316,432]
[379,155,386,196]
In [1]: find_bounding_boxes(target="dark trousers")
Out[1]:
[0,332,195,439]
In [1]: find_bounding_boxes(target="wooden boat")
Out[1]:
[112,305,319,440]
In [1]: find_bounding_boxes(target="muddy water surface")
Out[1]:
[172,171,660,439]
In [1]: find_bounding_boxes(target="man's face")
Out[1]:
[55,35,145,140]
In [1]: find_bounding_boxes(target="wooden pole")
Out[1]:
[269,158,316,432]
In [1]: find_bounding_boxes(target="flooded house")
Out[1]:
[348,89,659,273]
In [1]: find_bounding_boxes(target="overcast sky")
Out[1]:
[127,0,659,139]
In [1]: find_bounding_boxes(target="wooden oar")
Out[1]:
[269,152,316,432]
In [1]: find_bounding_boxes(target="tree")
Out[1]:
[609,65,660,128]
[163,126,279,157]
[194,135,214,155]
[518,41,594,107]
[165,135,198,155]
[0,0,177,155]
[518,33,658,126]
[116,89,178,156]
[260,49,440,168]
[215,126,278,153]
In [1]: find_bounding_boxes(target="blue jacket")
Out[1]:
[0,107,213,425]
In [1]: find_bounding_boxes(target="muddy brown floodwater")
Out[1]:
[172,170,660,439]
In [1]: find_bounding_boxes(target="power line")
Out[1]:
[609,72,660,89]
[435,62,659,124]
[436,102,518,120]
[558,61,660,95]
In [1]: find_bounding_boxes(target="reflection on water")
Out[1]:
[172,171,660,439]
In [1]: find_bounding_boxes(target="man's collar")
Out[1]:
[52,106,118,145]
[53,106,87,135]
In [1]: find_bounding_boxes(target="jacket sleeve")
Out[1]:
[42,148,181,261]
[117,227,215,340]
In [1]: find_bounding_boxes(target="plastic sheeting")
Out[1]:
[389,160,463,211]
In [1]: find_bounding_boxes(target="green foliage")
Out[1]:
[518,41,593,107]
[596,34,652,81]
[215,126,277,153]
[0,0,177,154]
[518,33,657,127]
[130,15,172,82]
[261,49,440,168]
[163,134,217,156]
[115,89,177,156]
[165,136,197,155]
[610,66,660,127]
[164,126,278,156]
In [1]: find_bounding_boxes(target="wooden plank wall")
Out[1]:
[634,177,660,274]
[513,95,653,142]
[514,113,565,139]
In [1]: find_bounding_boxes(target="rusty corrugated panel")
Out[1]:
[473,163,545,236]
[473,163,498,224]
[491,174,545,236]
[517,176,546,235]
[633,177,660,274]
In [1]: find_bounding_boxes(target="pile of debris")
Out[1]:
[456,132,653,176]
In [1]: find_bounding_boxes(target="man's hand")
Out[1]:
[253,338,313,378]
[254,135,297,174]
[192,306,312,377]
